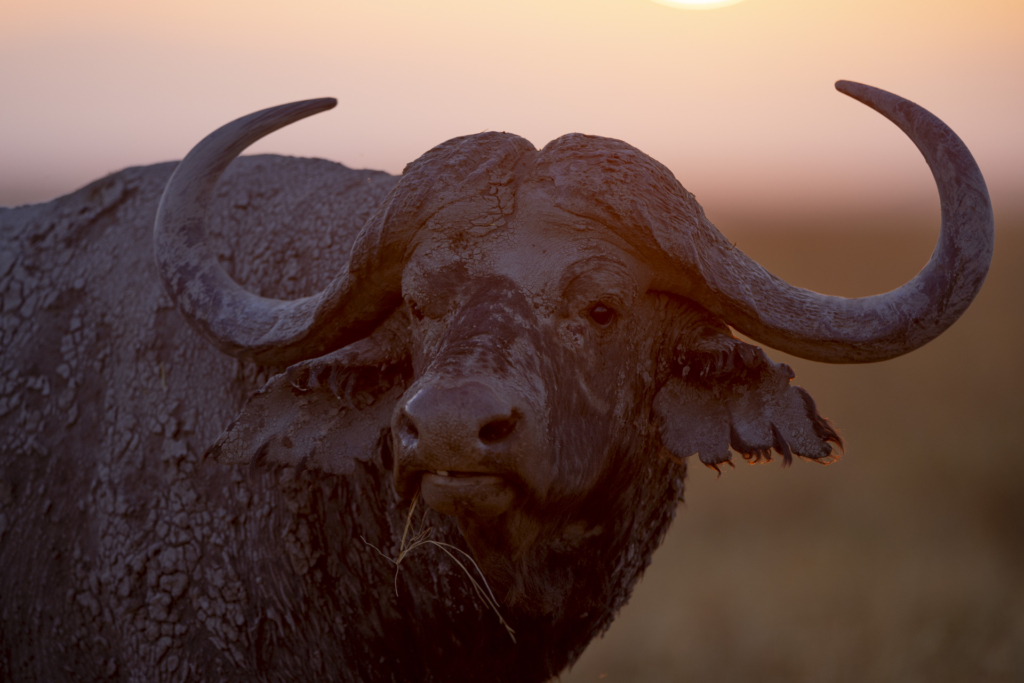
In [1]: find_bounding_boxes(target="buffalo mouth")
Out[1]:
[419,471,516,518]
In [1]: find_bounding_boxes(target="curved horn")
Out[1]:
[671,81,994,363]
[154,99,404,366]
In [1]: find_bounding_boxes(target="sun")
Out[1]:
[651,0,746,9]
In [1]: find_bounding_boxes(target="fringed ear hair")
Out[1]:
[210,320,411,476]
[655,335,842,474]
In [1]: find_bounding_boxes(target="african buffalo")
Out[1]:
[0,81,993,681]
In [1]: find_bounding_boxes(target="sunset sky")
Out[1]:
[2,0,1022,222]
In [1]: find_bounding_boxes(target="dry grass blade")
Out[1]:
[361,492,516,642]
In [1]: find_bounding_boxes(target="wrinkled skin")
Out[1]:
[2,153,835,682]
[392,195,671,613]
[199,133,842,681]
[272,180,839,627]
[2,82,991,680]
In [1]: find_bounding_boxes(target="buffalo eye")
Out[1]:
[587,303,616,327]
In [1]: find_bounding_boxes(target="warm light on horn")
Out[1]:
[651,0,746,8]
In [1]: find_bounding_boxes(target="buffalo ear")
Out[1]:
[653,339,841,473]
[208,324,410,476]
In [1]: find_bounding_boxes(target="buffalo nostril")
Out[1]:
[397,412,419,449]
[479,415,517,445]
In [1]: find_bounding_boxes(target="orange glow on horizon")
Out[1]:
[652,0,747,9]
[1,0,1022,218]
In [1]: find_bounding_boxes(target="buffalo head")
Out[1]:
[154,83,993,620]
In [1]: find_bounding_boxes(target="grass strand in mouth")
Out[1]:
[361,491,516,642]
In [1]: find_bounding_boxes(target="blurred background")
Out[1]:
[3,0,1022,216]
[565,225,1024,682]
[3,1,1022,680]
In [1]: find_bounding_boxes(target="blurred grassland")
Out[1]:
[564,216,1024,683]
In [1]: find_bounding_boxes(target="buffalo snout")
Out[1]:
[392,381,534,517]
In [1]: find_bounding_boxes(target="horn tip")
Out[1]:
[286,98,337,118]
[304,97,337,113]
[835,80,867,97]
[834,80,891,110]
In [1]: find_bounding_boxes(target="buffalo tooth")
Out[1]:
[436,470,449,476]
